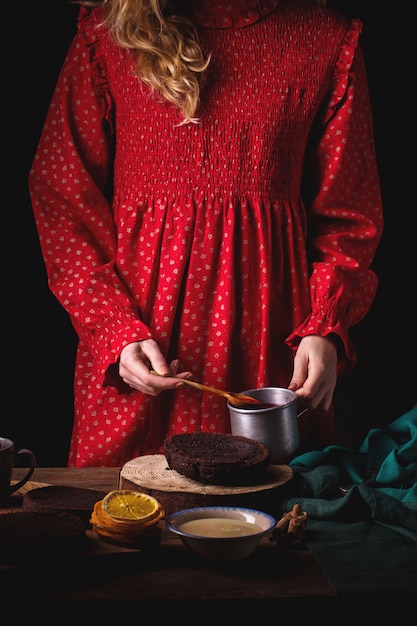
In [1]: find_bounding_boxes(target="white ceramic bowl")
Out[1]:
[166,506,276,562]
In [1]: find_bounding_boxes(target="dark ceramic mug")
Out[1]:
[0,437,36,498]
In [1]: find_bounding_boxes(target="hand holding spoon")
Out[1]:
[150,371,260,408]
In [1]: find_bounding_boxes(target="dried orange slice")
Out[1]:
[102,490,161,523]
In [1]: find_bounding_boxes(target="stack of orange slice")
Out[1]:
[90,489,165,548]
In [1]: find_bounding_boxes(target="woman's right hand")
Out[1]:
[119,339,193,395]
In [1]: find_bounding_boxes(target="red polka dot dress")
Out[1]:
[28,0,383,467]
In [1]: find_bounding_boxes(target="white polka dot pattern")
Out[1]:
[28,2,383,467]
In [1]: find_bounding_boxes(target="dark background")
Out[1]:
[6,1,415,466]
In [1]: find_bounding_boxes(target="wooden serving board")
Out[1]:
[10,480,52,495]
[119,455,292,517]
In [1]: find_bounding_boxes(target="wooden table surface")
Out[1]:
[0,467,336,602]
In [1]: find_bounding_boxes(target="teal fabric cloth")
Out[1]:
[276,406,417,596]
[290,404,417,505]
[302,518,417,598]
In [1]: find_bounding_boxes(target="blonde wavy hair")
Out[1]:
[72,0,327,123]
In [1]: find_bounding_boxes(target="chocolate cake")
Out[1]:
[163,432,270,486]
[23,485,106,527]
[0,510,86,564]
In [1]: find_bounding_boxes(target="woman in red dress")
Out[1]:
[29,0,383,467]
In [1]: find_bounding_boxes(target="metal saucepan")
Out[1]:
[228,387,308,462]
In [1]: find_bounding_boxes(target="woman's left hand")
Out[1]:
[288,335,338,411]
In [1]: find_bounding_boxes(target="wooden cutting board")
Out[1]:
[119,455,292,517]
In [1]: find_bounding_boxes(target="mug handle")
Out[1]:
[8,448,36,495]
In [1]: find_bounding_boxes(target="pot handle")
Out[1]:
[297,407,309,419]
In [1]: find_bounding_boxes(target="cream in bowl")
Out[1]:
[166,506,276,562]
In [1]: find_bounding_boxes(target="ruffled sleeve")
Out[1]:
[286,19,384,373]
[77,6,115,135]
[28,6,155,392]
[322,18,363,125]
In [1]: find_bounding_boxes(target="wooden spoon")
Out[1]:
[150,371,260,408]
